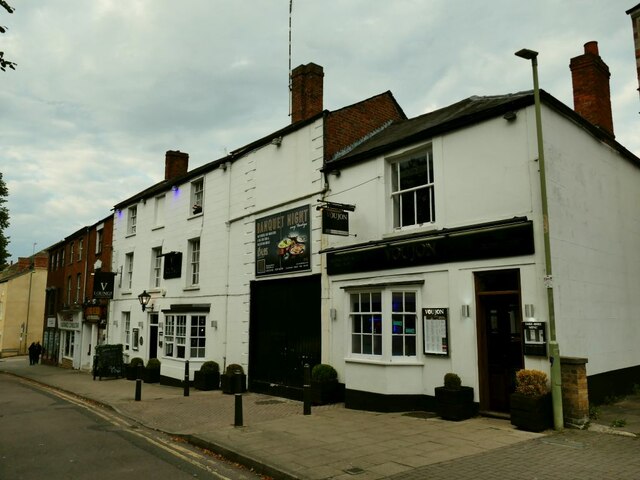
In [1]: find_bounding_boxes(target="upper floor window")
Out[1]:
[127,206,137,235]
[151,247,162,288]
[76,273,82,303]
[61,249,65,266]
[188,238,200,286]
[391,147,434,229]
[78,238,83,261]
[66,276,72,305]
[125,253,134,290]
[154,195,165,228]
[191,179,203,215]
[96,228,104,254]
[69,242,74,263]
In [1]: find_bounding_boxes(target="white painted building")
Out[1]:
[320,43,640,413]
[107,63,405,390]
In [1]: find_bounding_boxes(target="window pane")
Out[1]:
[361,293,370,312]
[372,315,382,334]
[363,317,372,334]
[405,293,416,312]
[363,336,372,354]
[373,336,382,355]
[352,334,361,354]
[400,191,415,226]
[392,336,403,356]
[392,314,403,334]
[416,187,433,224]
[392,292,403,312]
[406,336,417,356]
[399,156,428,190]
[405,315,416,334]
[351,294,360,312]
[371,293,381,312]
[353,315,362,333]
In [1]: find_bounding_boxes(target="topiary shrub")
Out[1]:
[444,373,462,390]
[515,369,549,397]
[130,357,144,368]
[146,358,161,369]
[312,364,338,383]
[143,358,161,383]
[200,361,220,373]
[225,363,244,375]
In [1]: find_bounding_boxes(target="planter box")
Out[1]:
[125,364,143,381]
[510,393,552,432]
[194,371,220,391]
[142,368,160,384]
[221,373,246,394]
[311,380,342,405]
[435,386,475,421]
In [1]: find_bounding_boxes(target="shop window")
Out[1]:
[164,314,206,359]
[391,147,434,229]
[349,288,419,359]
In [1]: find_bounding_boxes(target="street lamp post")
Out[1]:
[515,48,564,431]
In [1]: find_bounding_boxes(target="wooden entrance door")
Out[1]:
[475,270,523,413]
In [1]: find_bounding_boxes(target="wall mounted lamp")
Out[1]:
[461,305,471,318]
[138,290,151,311]
[524,304,535,318]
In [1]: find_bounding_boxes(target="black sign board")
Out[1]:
[322,208,349,236]
[327,220,534,276]
[255,205,311,277]
[163,251,182,279]
[93,272,115,299]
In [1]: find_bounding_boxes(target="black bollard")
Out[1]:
[135,378,142,401]
[234,393,243,426]
[234,369,243,393]
[183,360,190,397]
[303,363,311,415]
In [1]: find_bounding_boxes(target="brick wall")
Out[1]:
[561,356,590,427]
[324,92,406,162]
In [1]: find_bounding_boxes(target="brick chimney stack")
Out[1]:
[290,63,324,123]
[570,41,614,137]
[165,150,189,180]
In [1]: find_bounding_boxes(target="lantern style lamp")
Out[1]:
[138,290,151,311]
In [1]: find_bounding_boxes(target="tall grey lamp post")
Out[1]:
[515,48,564,431]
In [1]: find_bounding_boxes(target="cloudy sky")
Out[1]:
[1,0,638,262]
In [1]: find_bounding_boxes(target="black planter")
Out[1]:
[143,367,160,384]
[311,380,342,405]
[510,393,552,432]
[125,364,143,381]
[435,386,475,421]
[221,373,247,394]
[194,371,220,391]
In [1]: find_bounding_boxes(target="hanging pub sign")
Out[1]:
[93,271,116,299]
[423,307,449,356]
[255,205,311,277]
[322,208,349,236]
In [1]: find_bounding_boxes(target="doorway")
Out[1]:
[148,314,159,359]
[475,269,523,413]
[249,274,321,400]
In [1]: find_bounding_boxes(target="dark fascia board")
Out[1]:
[113,113,323,212]
[325,90,640,172]
[319,216,530,255]
[626,3,640,14]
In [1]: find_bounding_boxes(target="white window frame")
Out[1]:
[127,206,137,235]
[164,313,207,359]
[76,273,82,303]
[348,287,419,361]
[96,227,104,254]
[123,312,131,350]
[66,276,72,305]
[188,238,200,287]
[151,247,162,289]
[154,195,165,228]
[78,238,83,261]
[390,146,435,229]
[191,179,204,215]
[125,253,134,291]
[69,242,74,263]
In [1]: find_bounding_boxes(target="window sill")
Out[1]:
[183,286,200,292]
[152,225,165,231]
[345,357,423,366]
[189,212,203,219]
[125,233,136,238]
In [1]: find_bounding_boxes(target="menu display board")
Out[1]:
[255,205,311,277]
[423,308,449,356]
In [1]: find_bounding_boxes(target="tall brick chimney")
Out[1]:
[570,41,614,137]
[165,150,189,180]
[290,63,324,123]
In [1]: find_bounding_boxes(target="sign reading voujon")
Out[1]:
[255,205,311,277]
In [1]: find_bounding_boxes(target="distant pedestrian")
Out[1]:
[28,342,36,365]
[34,342,43,364]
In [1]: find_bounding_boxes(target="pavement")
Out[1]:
[1,356,639,480]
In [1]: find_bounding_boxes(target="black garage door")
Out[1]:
[249,274,321,400]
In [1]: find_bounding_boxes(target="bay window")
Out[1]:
[165,313,206,359]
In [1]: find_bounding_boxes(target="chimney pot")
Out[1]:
[290,63,324,123]
[165,150,189,180]
[569,41,614,137]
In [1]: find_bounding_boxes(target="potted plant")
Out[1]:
[510,369,552,432]
[311,363,341,405]
[143,358,161,384]
[221,363,246,394]
[126,357,144,381]
[194,361,220,391]
[435,373,476,421]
